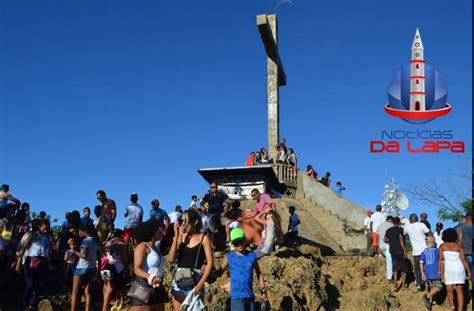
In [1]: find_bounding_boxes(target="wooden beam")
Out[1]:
[256,14,287,86]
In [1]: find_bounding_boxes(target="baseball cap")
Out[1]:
[151,199,159,205]
[230,228,245,242]
[367,210,373,216]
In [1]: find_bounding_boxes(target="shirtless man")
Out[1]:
[0,184,20,218]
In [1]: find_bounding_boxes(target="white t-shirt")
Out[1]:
[168,211,182,224]
[433,230,444,248]
[404,222,430,256]
[364,216,371,231]
[370,212,385,232]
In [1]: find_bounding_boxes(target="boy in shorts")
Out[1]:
[420,236,442,309]
[219,228,267,310]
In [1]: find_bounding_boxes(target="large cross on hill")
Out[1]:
[257,14,286,162]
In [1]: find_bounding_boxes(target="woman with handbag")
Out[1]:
[168,209,213,311]
[129,218,167,311]
[15,219,50,311]
[71,224,101,311]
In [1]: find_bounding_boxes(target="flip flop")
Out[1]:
[422,294,431,310]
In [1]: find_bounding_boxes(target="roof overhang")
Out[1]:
[198,165,281,188]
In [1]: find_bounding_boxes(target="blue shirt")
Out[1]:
[80,217,93,227]
[420,247,440,280]
[227,251,257,299]
[149,208,170,223]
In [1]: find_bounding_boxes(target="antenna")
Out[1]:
[380,177,408,216]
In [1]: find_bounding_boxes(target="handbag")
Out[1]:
[127,279,154,304]
[29,257,41,269]
[174,234,205,289]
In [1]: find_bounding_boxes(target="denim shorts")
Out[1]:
[74,268,96,284]
[171,268,203,298]
[231,297,255,311]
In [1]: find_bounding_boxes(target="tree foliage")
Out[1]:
[408,153,472,222]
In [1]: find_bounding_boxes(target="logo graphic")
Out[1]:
[385,28,451,124]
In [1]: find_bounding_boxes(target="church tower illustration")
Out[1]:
[410,28,425,111]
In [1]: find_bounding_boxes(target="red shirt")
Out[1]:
[245,155,254,166]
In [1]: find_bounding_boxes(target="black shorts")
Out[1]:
[128,277,168,306]
[391,252,408,273]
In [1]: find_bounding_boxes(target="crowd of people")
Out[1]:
[0,183,302,311]
[364,205,472,310]
[245,138,298,175]
[243,139,347,197]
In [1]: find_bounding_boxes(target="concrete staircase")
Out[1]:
[279,197,366,255]
[239,173,368,255]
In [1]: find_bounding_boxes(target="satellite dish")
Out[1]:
[395,192,409,210]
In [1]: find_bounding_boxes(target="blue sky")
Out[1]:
[0,0,471,228]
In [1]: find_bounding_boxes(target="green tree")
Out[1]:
[408,152,472,222]
[437,199,473,222]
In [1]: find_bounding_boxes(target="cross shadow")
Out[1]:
[323,275,341,310]
[289,236,337,256]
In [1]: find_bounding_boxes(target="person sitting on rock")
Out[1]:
[334,182,346,196]
[217,228,268,310]
[319,172,331,187]
[254,211,282,259]
[305,165,317,180]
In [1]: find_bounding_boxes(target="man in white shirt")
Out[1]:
[377,215,394,282]
[404,213,431,290]
[370,205,385,256]
[364,210,373,256]
[168,205,183,225]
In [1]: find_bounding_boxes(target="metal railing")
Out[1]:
[272,163,297,184]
